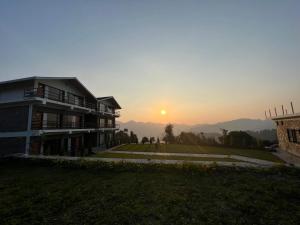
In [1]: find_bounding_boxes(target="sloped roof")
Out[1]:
[97,96,121,109]
[0,76,96,100]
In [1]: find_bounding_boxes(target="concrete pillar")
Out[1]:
[40,139,44,155]
[60,138,65,154]
[81,135,84,147]
[25,104,33,155]
[96,132,100,147]
[67,137,72,155]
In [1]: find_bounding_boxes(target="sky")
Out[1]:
[0,0,299,124]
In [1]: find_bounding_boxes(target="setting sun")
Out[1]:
[160,109,167,115]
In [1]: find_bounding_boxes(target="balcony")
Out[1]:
[24,88,96,110]
[31,120,83,130]
[32,119,120,130]
[85,122,120,129]
[97,109,121,117]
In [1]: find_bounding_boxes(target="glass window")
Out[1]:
[99,118,105,128]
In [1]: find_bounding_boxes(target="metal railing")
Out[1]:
[31,120,82,130]
[24,88,96,110]
[32,119,120,130]
[97,109,121,117]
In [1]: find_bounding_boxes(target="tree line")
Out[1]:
[116,124,277,149]
[161,124,276,149]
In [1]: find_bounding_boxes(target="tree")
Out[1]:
[115,130,130,144]
[224,131,257,148]
[219,128,229,145]
[163,124,175,144]
[155,137,160,149]
[141,137,149,144]
[149,137,155,144]
[130,131,139,144]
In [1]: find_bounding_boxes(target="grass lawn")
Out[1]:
[94,152,241,162]
[0,159,300,225]
[114,144,283,163]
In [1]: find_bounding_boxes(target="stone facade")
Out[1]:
[274,117,300,157]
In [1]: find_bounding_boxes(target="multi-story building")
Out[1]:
[272,113,300,157]
[0,77,121,156]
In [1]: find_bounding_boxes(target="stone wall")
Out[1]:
[275,118,300,157]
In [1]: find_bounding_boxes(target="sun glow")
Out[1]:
[160,109,167,115]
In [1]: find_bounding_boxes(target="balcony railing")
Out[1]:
[86,122,120,129]
[32,120,120,130]
[97,109,121,117]
[32,120,82,130]
[24,88,96,110]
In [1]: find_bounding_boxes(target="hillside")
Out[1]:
[118,119,275,140]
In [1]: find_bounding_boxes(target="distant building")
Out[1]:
[0,77,121,156]
[272,113,300,157]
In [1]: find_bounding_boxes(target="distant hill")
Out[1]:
[189,119,275,133]
[118,119,275,140]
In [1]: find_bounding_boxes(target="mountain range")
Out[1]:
[118,119,275,140]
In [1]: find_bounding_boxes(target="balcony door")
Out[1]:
[31,112,43,130]
[37,83,45,98]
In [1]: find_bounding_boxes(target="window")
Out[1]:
[46,113,60,129]
[46,85,64,102]
[99,118,105,128]
[287,129,298,143]
[276,121,279,126]
[98,103,106,112]
[68,93,83,107]
[281,121,284,126]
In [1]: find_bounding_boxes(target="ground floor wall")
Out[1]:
[0,137,26,156]
[0,130,117,156]
[275,118,300,157]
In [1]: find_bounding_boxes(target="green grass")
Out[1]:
[94,152,241,162]
[114,144,283,163]
[0,158,300,225]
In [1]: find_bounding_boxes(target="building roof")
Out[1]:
[1,76,97,100]
[0,76,76,85]
[97,96,122,109]
[271,113,300,121]
[0,77,121,108]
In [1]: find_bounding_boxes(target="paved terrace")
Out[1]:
[11,152,287,168]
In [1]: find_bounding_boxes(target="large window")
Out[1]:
[287,129,298,143]
[68,93,83,107]
[107,119,113,128]
[98,103,106,112]
[99,118,105,128]
[45,85,64,102]
[64,115,81,128]
[45,112,60,129]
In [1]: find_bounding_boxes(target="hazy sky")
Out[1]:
[0,0,299,124]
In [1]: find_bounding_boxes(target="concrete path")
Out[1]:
[108,150,279,166]
[13,153,279,168]
[273,149,300,167]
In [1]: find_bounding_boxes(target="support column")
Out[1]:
[40,139,44,155]
[96,132,100,147]
[67,137,72,155]
[25,104,33,155]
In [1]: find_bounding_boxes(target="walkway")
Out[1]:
[273,149,300,167]
[13,153,282,168]
[108,150,279,167]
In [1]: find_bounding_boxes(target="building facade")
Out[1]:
[0,77,121,156]
[272,114,300,157]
